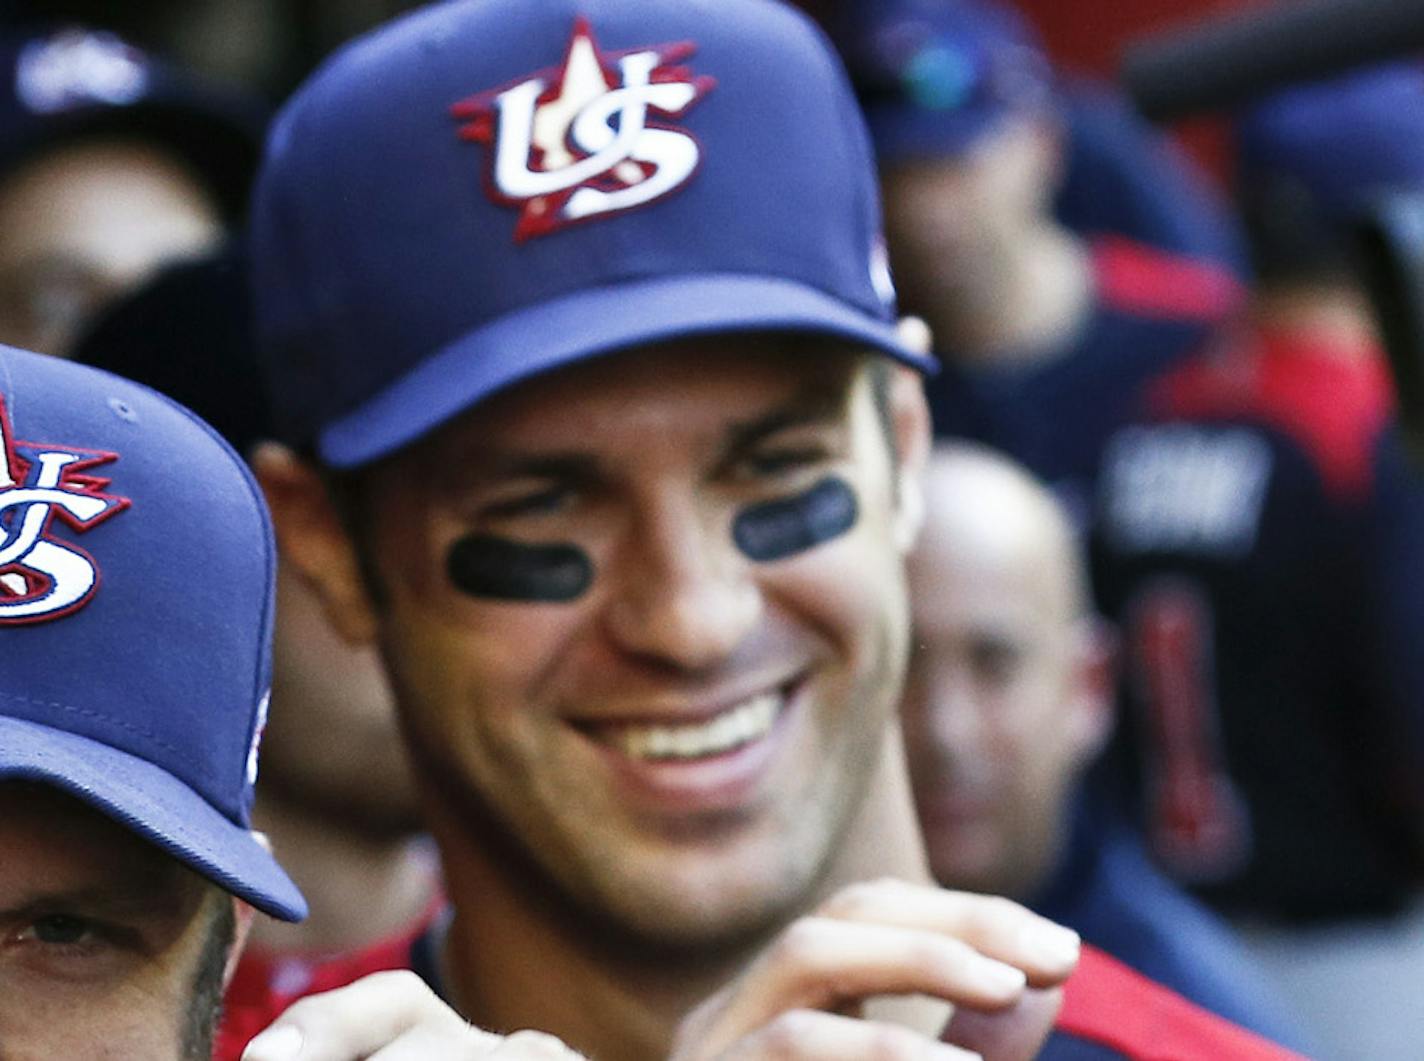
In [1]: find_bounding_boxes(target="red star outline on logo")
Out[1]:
[451,16,716,241]
[0,393,130,618]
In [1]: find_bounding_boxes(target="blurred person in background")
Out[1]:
[72,254,444,1061]
[1090,64,1424,1061]
[4,0,428,98]
[904,442,1308,1049]
[0,26,261,357]
[837,0,1243,527]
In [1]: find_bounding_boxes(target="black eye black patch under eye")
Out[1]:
[446,534,593,602]
[733,475,859,563]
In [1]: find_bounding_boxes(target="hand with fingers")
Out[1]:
[668,879,1080,1061]
[240,970,587,1061]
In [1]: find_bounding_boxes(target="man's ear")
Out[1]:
[889,317,934,554]
[1029,114,1068,211]
[251,442,379,647]
[1066,616,1118,767]
[224,898,255,988]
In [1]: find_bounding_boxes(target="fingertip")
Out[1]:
[1021,919,1080,980]
[242,1023,304,1061]
[977,956,1029,999]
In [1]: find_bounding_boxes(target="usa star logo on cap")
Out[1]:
[0,394,129,625]
[451,17,715,241]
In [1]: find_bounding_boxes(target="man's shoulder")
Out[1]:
[1091,236,1245,326]
[1046,944,1307,1060]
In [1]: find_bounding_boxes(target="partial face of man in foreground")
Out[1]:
[0,783,236,1061]
[0,344,305,1059]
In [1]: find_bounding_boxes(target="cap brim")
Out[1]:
[865,102,1005,163]
[318,272,938,469]
[0,717,306,922]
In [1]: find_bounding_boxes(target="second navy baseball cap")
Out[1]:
[837,0,1054,164]
[251,0,935,469]
[0,344,305,922]
[1237,63,1424,226]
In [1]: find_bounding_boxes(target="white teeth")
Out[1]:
[616,692,780,761]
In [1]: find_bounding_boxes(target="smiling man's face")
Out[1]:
[0,782,235,1061]
[337,336,927,949]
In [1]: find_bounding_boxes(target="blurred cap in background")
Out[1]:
[1236,63,1424,281]
[837,0,1055,162]
[72,248,270,455]
[0,25,266,221]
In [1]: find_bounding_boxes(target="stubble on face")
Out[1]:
[360,339,918,957]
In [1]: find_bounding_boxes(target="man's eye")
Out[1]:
[6,913,141,983]
[27,915,96,946]
[482,485,573,519]
[742,448,826,478]
[972,644,1021,685]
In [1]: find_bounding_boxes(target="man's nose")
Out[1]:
[602,496,762,672]
[918,669,984,752]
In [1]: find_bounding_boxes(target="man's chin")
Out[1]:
[925,836,1004,895]
[570,853,821,961]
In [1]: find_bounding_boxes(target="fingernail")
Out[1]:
[243,1023,304,1061]
[978,956,1028,994]
[1026,920,1080,967]
[936,1046,983,1061]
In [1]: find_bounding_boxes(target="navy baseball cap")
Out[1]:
[0,26,266,220]
[836,0,1054,163]
[74,249,271,457]
[251,0,936,469]
[1237,63,1424,225]
[0,344,306,922]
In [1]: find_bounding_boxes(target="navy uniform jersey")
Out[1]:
[1370,426,1424,753]
[926,236,1241,526]
[1029,798,1309,1051]
[1091,325,1423,920]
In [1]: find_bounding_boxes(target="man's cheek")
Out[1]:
[446,534,593,602]
[733,476,858,562]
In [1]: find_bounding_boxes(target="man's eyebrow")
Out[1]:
[442,378,855,483]
[722,380,855,455]
[0,883,184,923]
[458,453,603,484]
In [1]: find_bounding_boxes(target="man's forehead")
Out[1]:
[425,335,872,454]
[0,781,198,904]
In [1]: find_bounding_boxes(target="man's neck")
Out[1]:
[930,226,1093,370]
[434,727,937,1060]
[249,793,439,955]
[1252,284,1381,356]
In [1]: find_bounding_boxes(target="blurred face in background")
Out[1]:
[879,115,1060,337]
[902,447,1110,899]
[0,138,221,356]
[261,561,422,835]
